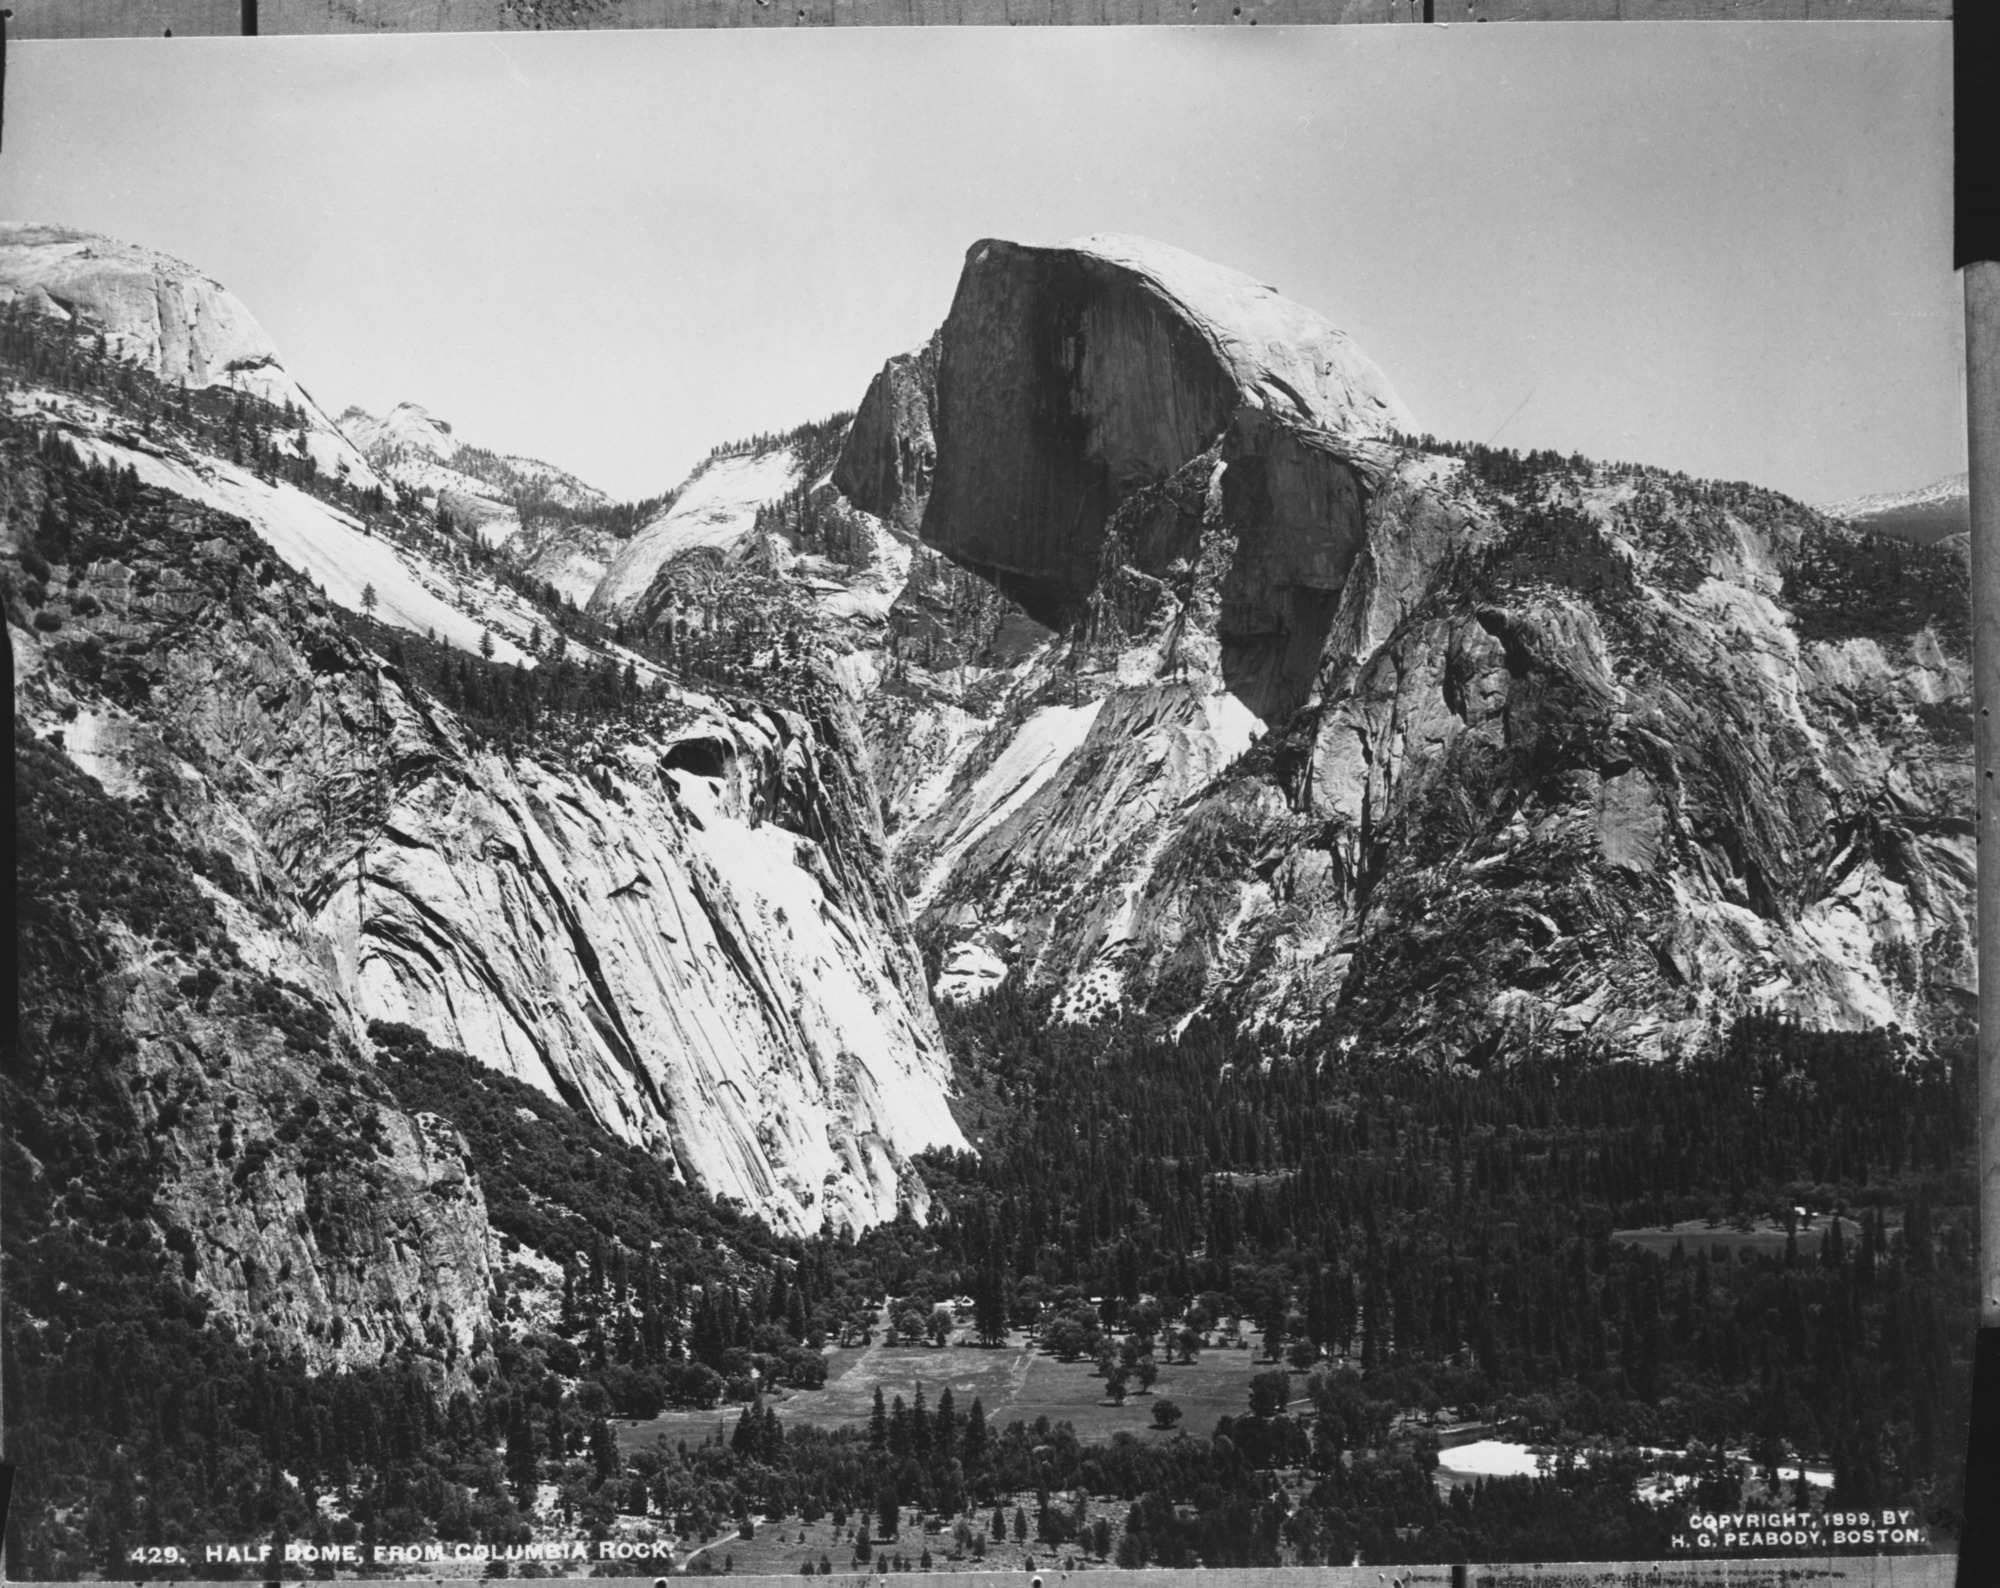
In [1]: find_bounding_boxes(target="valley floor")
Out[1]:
[615,1329,1284,1455]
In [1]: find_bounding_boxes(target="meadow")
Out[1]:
[615,1324,1290,1456]
[1609,1213,1893,1261]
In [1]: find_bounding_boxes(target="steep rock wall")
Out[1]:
[4,454,497,1375]
[5,433,963,1241]
[820,234,1974,1058]
[919,234,1410,630]
[834,337,938,537]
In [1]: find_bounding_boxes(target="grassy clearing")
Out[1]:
[614,1329,1285,1455]
[1610,1215,1889,1260]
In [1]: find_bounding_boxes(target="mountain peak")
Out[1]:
[1057,231,1415,437]
[918,233,1409,639]
[0,220,381,489]
[338,400,463,462]
[1819,470,1968,545]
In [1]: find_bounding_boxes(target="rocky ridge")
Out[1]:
[339,399,627,606]
[0,223,380,490]
[1821,470,1969,547]
[824,235,1975,1058]
[2,229,969,1285]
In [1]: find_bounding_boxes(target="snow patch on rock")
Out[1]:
[935,940,1009,1005]
[37,403,535,665]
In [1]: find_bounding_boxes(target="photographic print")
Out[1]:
[0,19,1974,1582]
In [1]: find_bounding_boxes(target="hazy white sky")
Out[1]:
[0,23,1960,505]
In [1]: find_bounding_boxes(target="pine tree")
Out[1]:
[963,1397,988,1475]
[590,1416,621,1485]
[507,1400,540,1509]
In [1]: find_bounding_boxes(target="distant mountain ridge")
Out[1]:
[338,399,611,514]
[1819,471,1968,546]
[337,399,642,607]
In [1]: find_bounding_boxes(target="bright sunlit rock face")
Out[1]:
[2,224,968,1258]
[590,449,806,619]
[0,222,381,487]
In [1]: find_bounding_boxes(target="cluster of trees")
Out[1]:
[906,988,1973,1521]
[419,439,675,544]
[2,711,469,1578]
[878,549,1022,681]
[701,414,851,478]
[1,302,389,515]
[1391,433,1597,496]
[1394,427,1966,665]
[1783,523,1969,651]
[752,481,873,569]
[367,1023,841,1415]
[355,618,662,749]
[616,565,832,707]
[511,485,676,542]
[7,697,1973,1571]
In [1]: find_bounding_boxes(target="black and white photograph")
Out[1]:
[0,15,1976,1583]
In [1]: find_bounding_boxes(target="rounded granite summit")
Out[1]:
[917,232,1412,628]
[0,220,380,487]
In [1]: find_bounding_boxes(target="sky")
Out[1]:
[0,23,1961,505]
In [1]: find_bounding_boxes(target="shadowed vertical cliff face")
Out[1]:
[917,236,1411,721]
[834,336,939,537]
[1215,408,1376,720]
[922,239,1259,625]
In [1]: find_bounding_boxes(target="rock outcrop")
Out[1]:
[591,448,805,619]
[339,400,623,605]
[918,234,1411,634]
[843,236,1974,1063]
[834,336,938,536]
[0,223,380,487]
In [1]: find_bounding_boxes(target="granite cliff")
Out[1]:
[1,225,969,1389]
[831,235,1973,1058]
[2,221,1974,1381]
[339,399,634,607]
